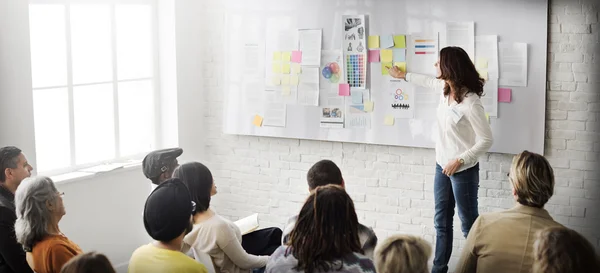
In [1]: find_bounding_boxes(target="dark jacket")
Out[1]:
[0,185,33,273]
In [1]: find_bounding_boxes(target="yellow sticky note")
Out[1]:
[282,86,291,96]
[290,75,299,85]
[394,62,407,72]
[281,75,290,85]
[478,69,488,80]
[368,35,380,49]
[291,63,302,74]
[271,75,281,86]
[485,113,490,123]
[282,63,291,74]
[380,49,393,63]
[273,52,282,61]
[272,63,281,73]
[393,35,406,48]
[384,115,395,126]
[253,115,263,127]
[364,101,374,112]
[382,62,392,75]
[476,58,488,69]
[282,52,291,62]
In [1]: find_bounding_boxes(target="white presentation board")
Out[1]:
[222,0,548,155]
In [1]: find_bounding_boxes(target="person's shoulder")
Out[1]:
[174,252,208,272]
[346,252,376,273]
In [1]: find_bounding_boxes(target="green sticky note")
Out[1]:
[382,62,392,75]
[393,35,406,48]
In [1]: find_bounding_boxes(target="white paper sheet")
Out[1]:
[298,67,320,106]
[445,22,475,61]
[346,104,371,129]
[408,33,439,76]
[298,29,322,66]
[243,43,260,72]
[499,42,528,87]
[263,102,287,127]
[482,78,498,117]
[475,35,499,79]
[475,35,499,117]
[386,80,415,119]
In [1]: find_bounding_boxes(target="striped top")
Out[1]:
[265,246,376,273]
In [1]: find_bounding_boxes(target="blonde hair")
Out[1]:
[509,150,554,208]
[374,234,432,273]
[533,227,600,273]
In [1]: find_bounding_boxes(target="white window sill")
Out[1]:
[50,160,143,185]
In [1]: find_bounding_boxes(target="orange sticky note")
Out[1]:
[253,115,263,127]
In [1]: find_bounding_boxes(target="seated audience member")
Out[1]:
[282,160,377,258]
[0,146,34,273]
[174,162,278,273]
[60,252,116,273]
[142,148,183,185]
[532,226,600,273]
[374,234,432,273]
[14,176,82,273]
[266,185,376,273]
[128,178,207,273]
[455,150,563,273]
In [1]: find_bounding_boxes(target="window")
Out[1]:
[29,1,157,174]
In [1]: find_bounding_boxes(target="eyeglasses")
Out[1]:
[191,201,196,213]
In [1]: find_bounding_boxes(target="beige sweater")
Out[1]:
[183,214,268,273]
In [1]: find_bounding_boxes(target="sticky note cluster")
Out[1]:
[369,34,406,49]
[272,51,302,87]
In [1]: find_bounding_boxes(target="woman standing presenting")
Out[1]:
[389,46,493,273]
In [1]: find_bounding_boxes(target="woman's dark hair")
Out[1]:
[437,46,485,103]
[172,162,213,214]
[287,184,362,273]
[60,252,116,273]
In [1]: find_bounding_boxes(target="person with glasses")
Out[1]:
[128,178,207,273]
[14,176,81,273]
[0,146,34,273]
[454,151,563,273]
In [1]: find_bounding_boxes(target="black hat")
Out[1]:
[143,178,195,242]
[142,148,183,179]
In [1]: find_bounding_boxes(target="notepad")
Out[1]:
[234,213,259,235]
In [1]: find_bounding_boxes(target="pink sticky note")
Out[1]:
[339,83,350,96]
[291,51,302,63]
[368,50,380,63]
[498,88,512,102]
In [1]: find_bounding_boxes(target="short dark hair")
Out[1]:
[60,252,116,273]
[307,160,343,190]
[172,162,213,214]
[0,146,22,183]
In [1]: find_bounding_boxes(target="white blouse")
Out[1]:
[406,73,493,172]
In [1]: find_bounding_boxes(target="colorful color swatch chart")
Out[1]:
[346,54,366,88]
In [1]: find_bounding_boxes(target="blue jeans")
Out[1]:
[432,163,480,273]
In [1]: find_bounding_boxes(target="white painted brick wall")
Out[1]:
[197,0,600,269]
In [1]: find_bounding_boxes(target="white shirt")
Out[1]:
[406,73,493,173]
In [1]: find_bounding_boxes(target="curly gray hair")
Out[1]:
[14,176,59,250]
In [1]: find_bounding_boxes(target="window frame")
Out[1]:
[29,0,161,176]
